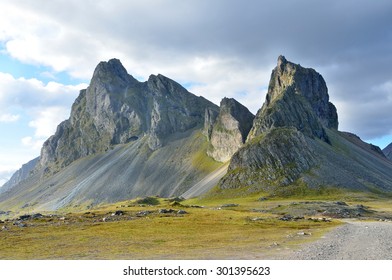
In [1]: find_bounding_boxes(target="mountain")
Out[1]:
[0,157,39,194]
[2,56,392,212]
[0,59,228,211]
[384,143,392,160]
[39,59,218,174]
[219,56,392,194]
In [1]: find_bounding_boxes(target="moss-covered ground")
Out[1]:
[0,195,341,260]
[1,187,391,260]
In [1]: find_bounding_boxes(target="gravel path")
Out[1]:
[289,220,392,260]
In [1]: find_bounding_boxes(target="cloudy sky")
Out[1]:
[1,0,392,185]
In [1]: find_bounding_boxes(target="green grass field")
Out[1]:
[0,196,344,259]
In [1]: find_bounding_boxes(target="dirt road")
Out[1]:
[288,220,392,259]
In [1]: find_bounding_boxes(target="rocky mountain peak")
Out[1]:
[206,97,254,162]
[277,54,288,68]
[92,58,138,87]
[247,56,338,142]
[38,59,218,172]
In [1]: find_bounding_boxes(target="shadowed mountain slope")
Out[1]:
[383,142,392,161]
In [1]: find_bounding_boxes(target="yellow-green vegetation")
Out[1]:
[191,133,223,173]
[0,196,341,260]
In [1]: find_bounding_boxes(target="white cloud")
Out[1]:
[0,72,87,156]
[0,113,20,123]
[28,106,69,143]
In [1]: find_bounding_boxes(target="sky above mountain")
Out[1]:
[1,0,392,185]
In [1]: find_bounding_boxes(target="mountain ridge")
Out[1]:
[383,142,392,161]
[2,56,392,213]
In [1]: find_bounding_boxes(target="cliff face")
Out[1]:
[39,59,218,172]
[247,55,338,142]
[206,98,254,162]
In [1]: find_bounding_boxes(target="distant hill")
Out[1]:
[383,143,392,161]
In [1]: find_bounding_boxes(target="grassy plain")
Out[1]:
[0,195,345,260]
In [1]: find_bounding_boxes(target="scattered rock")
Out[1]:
[279,214,304,221]
[112,210,124,216]
[336,201,348,206]
[297,232,312,236]
[137,211,153,217]
[258,197,268,201]
[177,210,188,215]
[251,217,264,221]
[18,214,32,220]
[221,204,239,208]
[32,213,43,219]
[279,214,294,221]
[159,209,175,214]
[1,225,8,231]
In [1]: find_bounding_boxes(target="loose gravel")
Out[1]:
[288,220,392,260]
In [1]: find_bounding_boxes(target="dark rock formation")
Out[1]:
[219,56,392,193]
[207,98,254,162]
[247,55,338,142]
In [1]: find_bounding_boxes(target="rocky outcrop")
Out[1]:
[203,107,218,141]
[39,59,218,172]
[207,98,254,162]
[384,142,392,161]
[247,55,338,142]
[220,56,340,190]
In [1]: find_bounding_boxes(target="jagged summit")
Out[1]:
[248,56,338,142]
[39,58,218,173]
[92,58,139,86]
[219,56,392,193]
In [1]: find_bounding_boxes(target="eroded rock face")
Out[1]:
[207,98,254,162]
[247,55,338,142]
[219,56,338,190]
[39,59,218,172]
